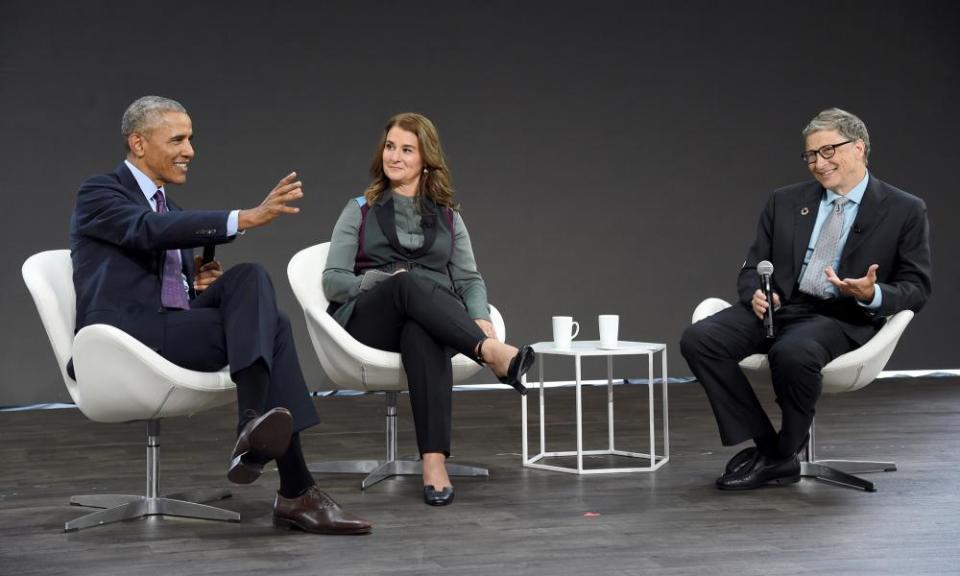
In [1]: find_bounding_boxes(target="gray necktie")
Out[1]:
[799,196,849,299]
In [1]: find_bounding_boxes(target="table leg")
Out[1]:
[648,352,656,467]
[521,378,528,464]
[607,354,615,451]
[576,354,583,474]
[662,347,670,460]
[538,354,546,457]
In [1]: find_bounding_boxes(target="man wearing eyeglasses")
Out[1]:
[681,108,932,490]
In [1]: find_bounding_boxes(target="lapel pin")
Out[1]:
[800,207,810,216]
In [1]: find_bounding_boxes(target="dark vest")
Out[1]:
[329,194,457,326]
[356,195,456,284]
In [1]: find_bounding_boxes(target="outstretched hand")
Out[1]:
[238,171,303,230]
[824,264,878,302]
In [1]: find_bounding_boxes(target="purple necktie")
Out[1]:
[154,190,191,310]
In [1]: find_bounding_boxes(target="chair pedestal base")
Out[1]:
[800,419,896,493]
[64,420,240,531]
[311,390,488,490]
[801,460,896,493]
[311,458,489,490]
[66,492,239,532]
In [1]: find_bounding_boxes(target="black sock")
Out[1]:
[234,359,270,434]
[276,433,315,498]
[754,432,780,458]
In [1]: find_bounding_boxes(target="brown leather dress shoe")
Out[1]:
[227,407,293,485]
[274,486,372,535]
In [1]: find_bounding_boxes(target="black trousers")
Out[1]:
[345,272,486,457]
[680,300,862,457]
[159,263,319,433]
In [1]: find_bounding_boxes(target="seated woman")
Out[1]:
[323,112,534,506]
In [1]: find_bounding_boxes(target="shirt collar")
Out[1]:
[825,169,869,206]
[124,159,164,203]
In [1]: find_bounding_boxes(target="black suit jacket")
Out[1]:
[736,174,932,343]
[70,163,234,355]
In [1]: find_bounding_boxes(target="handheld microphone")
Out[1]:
[757,260,775,339]
[201,245,216,265]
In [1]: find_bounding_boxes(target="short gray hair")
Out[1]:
[802,107,870,163]
[121,95,187,150]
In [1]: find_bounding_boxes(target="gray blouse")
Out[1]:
[322,192,491,321]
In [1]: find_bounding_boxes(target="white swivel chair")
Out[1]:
[691,297,914,492]
[22,250,240,531]
[287,242,505,489]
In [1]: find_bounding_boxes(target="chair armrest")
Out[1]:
[821,310,914,393]
[692,298,732,323]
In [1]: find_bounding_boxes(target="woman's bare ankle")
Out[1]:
[486,341,518,377]
[422,452,451,488]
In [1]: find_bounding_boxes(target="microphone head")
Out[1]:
[757,260,774,276]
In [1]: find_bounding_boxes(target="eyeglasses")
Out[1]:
[801,140,852,164]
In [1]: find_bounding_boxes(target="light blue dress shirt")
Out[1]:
[799,170,881,309]
[124,160,239,292]
[124,160,239,235]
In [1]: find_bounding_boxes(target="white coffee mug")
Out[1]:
[598,314,619,349]
[552,316,580,349]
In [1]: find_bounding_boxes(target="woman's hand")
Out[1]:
[475,319,497,340]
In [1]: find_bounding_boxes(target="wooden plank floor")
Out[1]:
[1,377,958,575]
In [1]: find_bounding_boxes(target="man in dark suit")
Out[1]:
[681,108,932,490]
[70,95,371,534]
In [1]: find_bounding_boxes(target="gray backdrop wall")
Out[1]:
[2,0,958,405]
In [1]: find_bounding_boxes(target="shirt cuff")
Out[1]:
[227,210,241,237]
[858,286,883,310]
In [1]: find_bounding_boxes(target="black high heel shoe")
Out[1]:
[497,345,535,395]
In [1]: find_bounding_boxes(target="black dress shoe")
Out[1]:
[497,345,535,395]
[274,485,372,535]
[724,446,757,475]
[423,485,455,506]
[716,451,801,491]
[228,407,293,485]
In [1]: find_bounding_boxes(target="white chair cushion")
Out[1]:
[23,250,236,423]
[691,297,914,395]
[287,242,505,392]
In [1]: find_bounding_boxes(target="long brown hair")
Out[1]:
[363,112,458,209]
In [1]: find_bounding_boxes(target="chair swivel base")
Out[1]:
[66,489,239,532]
[801,459,896,493]
[311,458,489,490]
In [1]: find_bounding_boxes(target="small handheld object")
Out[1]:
[202,245,216,265]
[757,260,775,339]
[359,269,393,292]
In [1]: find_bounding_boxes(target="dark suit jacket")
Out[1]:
[70,163,234,355]
[736,174,932,343]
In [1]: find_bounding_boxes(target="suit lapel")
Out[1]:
[115,163,153,209]
[839,175,888,268]
[115,163,193,283]
[792,183,822,276]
